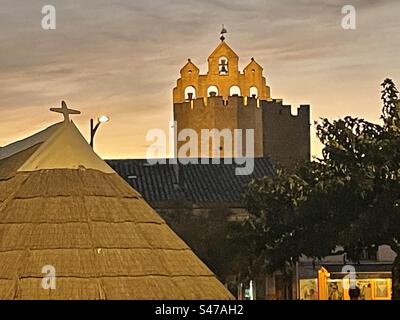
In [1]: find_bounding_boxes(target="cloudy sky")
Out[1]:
[0,0,399,159]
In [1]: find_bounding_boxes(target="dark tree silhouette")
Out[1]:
[236,79,400,299]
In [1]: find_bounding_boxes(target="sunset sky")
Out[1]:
[0,0,399,159]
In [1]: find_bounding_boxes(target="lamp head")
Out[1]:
[98,115,109,123]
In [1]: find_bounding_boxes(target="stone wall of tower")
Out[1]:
[262,100,311,168]
[173,95,263,158]
[233,96,263,157]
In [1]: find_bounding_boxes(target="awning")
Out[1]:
[322,264,392,279]
[298,263,392,279]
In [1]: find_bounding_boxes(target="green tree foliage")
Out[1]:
[238,79,400,299]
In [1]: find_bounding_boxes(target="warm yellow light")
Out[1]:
[98,115,109,123]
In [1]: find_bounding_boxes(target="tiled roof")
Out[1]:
[107,158,274,205]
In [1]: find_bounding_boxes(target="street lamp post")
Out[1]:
[90,115,109,149]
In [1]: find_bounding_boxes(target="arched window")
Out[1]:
[218,57,228,75]
[230,85,241,96]
[184,86,196,100]
[207,85,219,97]
[249,86,258,98]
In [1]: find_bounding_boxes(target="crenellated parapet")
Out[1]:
[262,99,311,168]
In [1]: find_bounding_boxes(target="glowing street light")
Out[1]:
[98,115,109,123]
[90,115,109,149]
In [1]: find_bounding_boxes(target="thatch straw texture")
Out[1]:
[0,149,234,300]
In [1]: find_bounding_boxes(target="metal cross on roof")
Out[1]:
[220,24,227,41]
[50,101,81,122]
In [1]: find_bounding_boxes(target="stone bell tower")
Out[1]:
[173,33,271,158]
[173,30,311,167]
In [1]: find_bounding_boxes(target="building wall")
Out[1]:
[262,100,311,168]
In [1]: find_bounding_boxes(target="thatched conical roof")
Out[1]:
[0,109,233,300]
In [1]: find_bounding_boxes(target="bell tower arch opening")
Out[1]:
[249,86,258,98]
[207,85,219,97]
[184,86,196,100]
[230,85,241,96]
